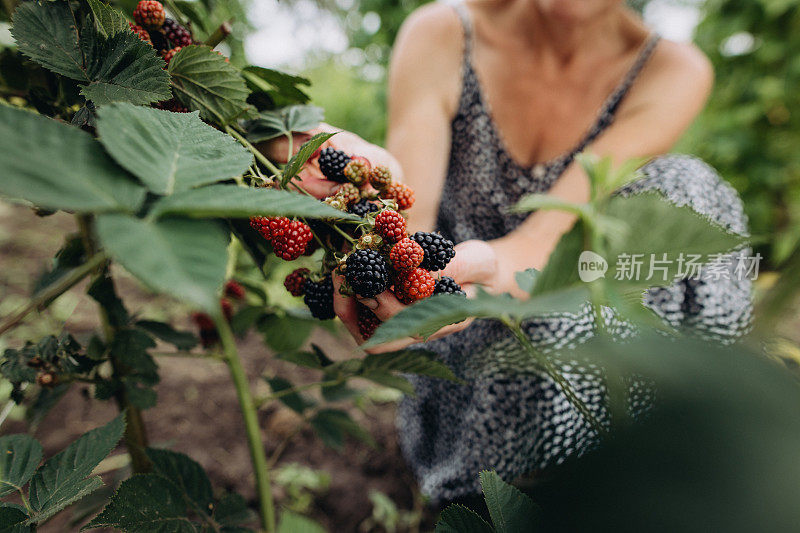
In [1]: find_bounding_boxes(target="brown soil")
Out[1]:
[0,204,435,532]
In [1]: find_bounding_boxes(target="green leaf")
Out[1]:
[532,224,585,295]
[0,435,43,497]
[85,0,128,38]
[136,320,198,351]
[281,132,335,187]
[96,215,229,313]
[310,409,376,451]
[265,377,315,414]
[146,448,213,511]
[28,414,125,524]
[259,316,314,352]
[276,510,325,533]
[359,372,416,395]
[514,269,539,294]
[361,350,461,382]
[1,346,37,384]
[96,104,253,195]
[212,492,254,530]
[169,45,254,125]
[364,287,589,348]
[11,1,85,80]
[275,351,323,370]
[479,471,541,533]
[242,66,311,107]
[435,504,494,533]
[510,193,587,217]
[124,381,157,409]
[83,474,196,532]
[87,274,130,328]
[0,505,30,533]
[149,184,359,221]
[110,329,158,385]
[0,106,145,213]
[12,2,170,105]
[244,105,324,143]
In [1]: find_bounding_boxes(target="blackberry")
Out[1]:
[434,276,466,296]
[284,268,310,297]
[348,199,380,218]
[389,237,424,271]
[162,18,193,47]
[304,275,335,320]
[318,148,351,182]
[357,304,382,340]
[224,280,246,300]
[149,28,170,52]
[374,210,407,243]
[133,0,165,30]
[411,232,456,271]
[344,249,390,298]
[162,46,182,67]
[128,22,152,45]
[394,267,435,305]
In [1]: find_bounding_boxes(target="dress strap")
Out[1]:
[442,0,474,56]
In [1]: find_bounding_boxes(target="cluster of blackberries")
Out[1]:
[246,149,463,341]
[129,1,195,69]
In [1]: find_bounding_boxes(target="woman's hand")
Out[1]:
[333,240,499,352]
[257,123,404,199]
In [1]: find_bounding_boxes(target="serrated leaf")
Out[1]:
[0,505,30,533]
[363,287,589,348]
[244,105,324,143]
[97,104,253,195]
[85,0,128,38]
[87,274,130,328]
[0,106,145,213]
[169,45,253,125]
[532,224,585,295]
[281,132,335,187]
[276,510,325,533]
[259,316,314,352]
[96,214,229,313]
[435,504,494,533]
[146,449,213,511]
[124,381,157,409]
[28,414,125,524]
[359,372,416,395]
[361,349,461,382]
[0,435,43,497]
[149,184,359,220]
[12,2,170,105]
[265,377,315,414]
[479,471,541,533]
[11,1,85,80]
[309,409,375,451]
[136,320,198,351]
[84,474,196,532]
[111,329,158,385]
[514,268,539,295]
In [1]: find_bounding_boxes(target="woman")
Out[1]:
[273,0,751,508]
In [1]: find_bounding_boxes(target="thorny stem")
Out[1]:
[216,317,275,533]
[0,253,106,336]
[226,126,283,177]
[505,320,608,438]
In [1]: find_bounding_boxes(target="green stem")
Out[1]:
[204,21,232,48]
[0,252,106,336]
[329,223,355,244]
[256,378,342,408]
[506,320,608,438]
[17,488,32,514]
[226,126,283,177]
[161,0,190,28]
[216,317,275,533]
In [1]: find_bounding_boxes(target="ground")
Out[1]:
[0,203,436,532]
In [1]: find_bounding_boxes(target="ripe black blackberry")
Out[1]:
[304,275,335,320]
[434,276,466,296]
[318,148,351,182]
[348,199,380,218]
[411,232,456,271]
[162,18,193,47]
[345,249,390,298]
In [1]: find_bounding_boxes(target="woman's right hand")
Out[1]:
[257,123,404,199]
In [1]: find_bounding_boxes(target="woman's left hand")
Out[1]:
[333,240,499,353]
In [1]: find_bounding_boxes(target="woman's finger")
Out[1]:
[357,290,407,322]
[332,272,363,342]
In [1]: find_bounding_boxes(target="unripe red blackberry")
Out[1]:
[434,276,466,296]
[344,156,371,186]
[304,275,335,320]
[225,280,246,300]
[128,22,152,45]
[133,0,165,30]
[336,183,360,206]
[349,199,380,218]
[345,249,390,298]
[394,267,435,305]
[191,312,218,347]
[162,46,182,66]
[221,298,234,322]
[368,165,392,190]
[272,220,313,261]
[153,99,189,112]
[284,268,310,297]
[381,182,415,210]
[318,148,351,182]
[357,304,382,340]
[250,216,290,241]
[411,232,456,271]
[374,210,407,244]
[390,237,424,271]
[162,18,193,47]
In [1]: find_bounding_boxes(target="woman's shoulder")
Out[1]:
[642,39,714,97]
[395,2,464,53]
